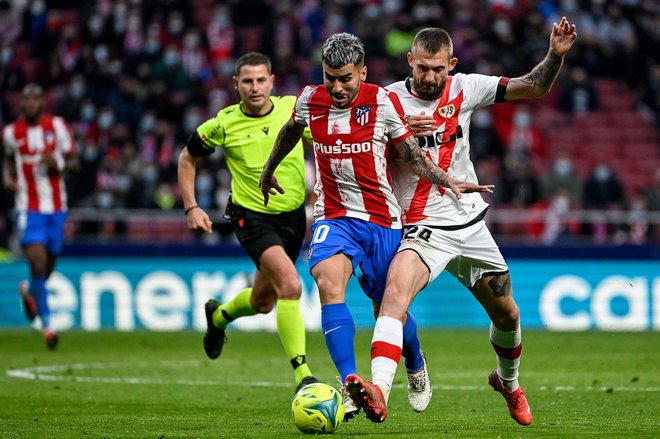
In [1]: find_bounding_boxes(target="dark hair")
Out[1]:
[321,33,365,69]
[412,28,454,58]
[234,52,272,76]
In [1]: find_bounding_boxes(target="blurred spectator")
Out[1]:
[0,42,25,91]
[469,109,502,163]
[0,0,655,245]
[500,156,541,207]
[0,0,25,44]
[582,164,626,209]
[541,155,583,206]
[645,168,660,211]
[501,106,547,163]
[559,65,599,115]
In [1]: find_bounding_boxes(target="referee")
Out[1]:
[178,52,317,393]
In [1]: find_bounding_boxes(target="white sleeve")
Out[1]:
[458,73,501,111]
[53,117,75,155]
[293,86,314,126]
[2,125,16,156]
[381,89,411,143]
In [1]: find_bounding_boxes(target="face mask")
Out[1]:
[594,165,611,182]
[144,39,160,55]
[0,48,12,64]
[81,104,96,121]
[140,115,156,132]
[96,192,115,208]
[168,18,184,35]
[163,51,179,66]
[197,174,213,191]
[473,111,492,128]
[513,111,531,129]
[83,144,99,161]
[98,112,114,130]
[143,165,158,183]
[69,82,85,98]
[184,113,201,132]
[554,159,572,177]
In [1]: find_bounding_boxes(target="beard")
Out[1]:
[412,78,444,101]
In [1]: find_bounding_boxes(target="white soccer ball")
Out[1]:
[291,382,345,434]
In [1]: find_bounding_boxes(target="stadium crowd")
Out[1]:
[0,0,658,247]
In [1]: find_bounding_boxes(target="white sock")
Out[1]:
[490,322,522,392]
[371,316,403,402]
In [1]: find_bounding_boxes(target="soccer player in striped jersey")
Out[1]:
[178,52,319,394]
[359,18,577,426]
[2,83,79,349]
[259,33,493,422]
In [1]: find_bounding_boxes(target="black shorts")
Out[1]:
[230,203,306,268]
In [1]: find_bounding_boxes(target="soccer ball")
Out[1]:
[291,382,345,434]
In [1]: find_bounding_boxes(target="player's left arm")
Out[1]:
[44,119,80,174]
[393,136,494,199]
[504,16,577,101]
[259,117,306,205]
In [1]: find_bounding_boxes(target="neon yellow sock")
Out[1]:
[212,288,257,329]
[276,299,312,383]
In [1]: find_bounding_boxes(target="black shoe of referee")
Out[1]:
[203,299,227,359]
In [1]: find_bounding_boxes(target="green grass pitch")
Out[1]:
[1,329,658,438]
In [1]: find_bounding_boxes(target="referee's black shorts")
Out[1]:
[230,203,307,268]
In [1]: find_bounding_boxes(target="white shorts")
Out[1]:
[397,220,509,288]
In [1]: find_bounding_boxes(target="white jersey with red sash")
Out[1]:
[293,82,412,229]
[3,114,75,213]
[387,73,504,227]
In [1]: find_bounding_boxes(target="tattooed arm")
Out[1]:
[259,117,306,205]
[505,16,577,101]
[393,136,494,199]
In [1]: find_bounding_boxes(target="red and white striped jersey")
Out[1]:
[387,73,503,227]
[293,82,412,229]
[3,114,75,213]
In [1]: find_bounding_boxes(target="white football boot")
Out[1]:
[407,351,432,412]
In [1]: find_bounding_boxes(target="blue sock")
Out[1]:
[321,303,356,382]
[30,276,51,328]
[402,311,423,372]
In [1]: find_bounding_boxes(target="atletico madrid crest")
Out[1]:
[355,106,371,126]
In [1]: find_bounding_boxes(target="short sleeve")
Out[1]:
[196,115,225,150]
[459,73,501,110]
[293,86,314,126]
[383,89,412,143]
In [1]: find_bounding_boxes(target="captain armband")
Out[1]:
[185,132,215,157]
[495,77,510,103]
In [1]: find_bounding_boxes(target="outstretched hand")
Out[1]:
[550,16,577,57]
[258,173,284,206]
[448,180,494,200]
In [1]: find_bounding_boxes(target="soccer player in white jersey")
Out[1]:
[259,32,493,422]
[350,18,578,426]
[2,84,79,349]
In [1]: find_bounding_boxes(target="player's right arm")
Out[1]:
[259,117,305,206]
[2,127,17,192]
[393,136,494,199]
[177,131,214,234]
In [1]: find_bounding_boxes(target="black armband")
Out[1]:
[494,77,510,103]
[185,132,214,157]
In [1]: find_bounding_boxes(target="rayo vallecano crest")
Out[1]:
[355,106,371,126]
[437,104,456,118]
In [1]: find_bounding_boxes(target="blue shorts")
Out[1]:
[308,218,402,302]
[17,211,67,255]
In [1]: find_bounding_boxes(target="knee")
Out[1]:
[251,297,277,314]
[277,275,302,300]
[491,304,520,330]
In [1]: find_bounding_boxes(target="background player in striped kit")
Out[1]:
[2,83,79,349]
[259,33,493,422]
[352,18,578,426]
[177,52,318,394]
